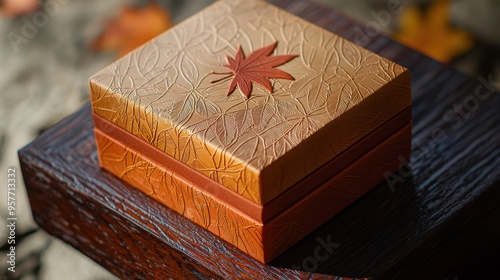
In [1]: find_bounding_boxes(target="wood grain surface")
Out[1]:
[19,0,500,279]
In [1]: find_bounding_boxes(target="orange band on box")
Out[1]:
[93,107,410,222]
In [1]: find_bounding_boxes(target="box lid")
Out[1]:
[90,0,411,205]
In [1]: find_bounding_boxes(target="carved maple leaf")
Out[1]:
[211,42,297,99]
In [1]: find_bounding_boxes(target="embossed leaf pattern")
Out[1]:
[211,42,297,99]
[326,51,399,118]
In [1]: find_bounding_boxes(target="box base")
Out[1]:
[94,121,411,263]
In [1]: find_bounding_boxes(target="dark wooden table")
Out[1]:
[19,0,500,279]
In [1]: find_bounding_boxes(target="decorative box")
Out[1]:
[90,0,411,263]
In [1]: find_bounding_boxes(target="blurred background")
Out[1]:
[0,0,498,279]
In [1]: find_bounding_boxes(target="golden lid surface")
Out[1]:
[90,0,411,204]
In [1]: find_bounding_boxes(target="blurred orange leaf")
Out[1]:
[91,3,172,57]
[394,0,473,63]
[1,0,40,17]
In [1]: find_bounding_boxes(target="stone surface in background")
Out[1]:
[452,0,500,47]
